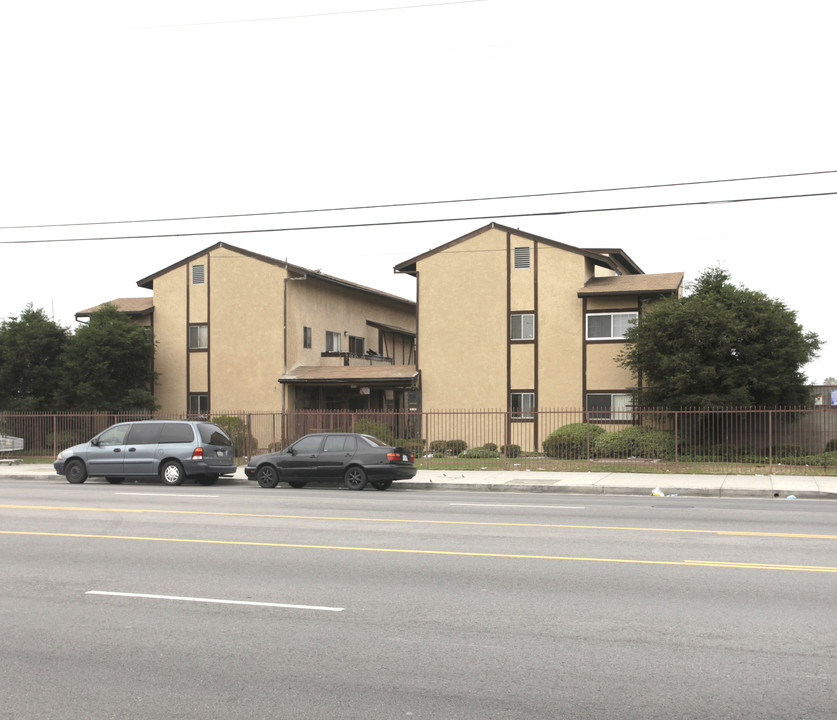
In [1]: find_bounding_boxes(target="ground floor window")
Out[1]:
[510,391,535,420]
[586,392,633,421]
[189,393,209,416]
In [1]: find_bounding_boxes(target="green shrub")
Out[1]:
[212,415,257,456]
[446,439,468,456]
[350,419,395,445]
[483,442,498,452]
[542,423,604,459]
[501,443,521,458]
[395,438,425,457]
[47,429,89,450]
[428,440,449,456]
[460,446,500,459]
[593,426,676,460]
[773,444,805,459]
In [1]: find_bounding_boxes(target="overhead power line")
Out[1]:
[1,169,835,231]
[2,190,835,246]
[149,1,487,29]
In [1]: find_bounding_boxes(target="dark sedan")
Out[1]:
[244,433,417,490]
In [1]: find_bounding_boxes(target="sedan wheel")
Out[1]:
[105,477,124,484]
[288,481,307,489]
[160,460,185,486]
[371,480,393,491]
[257,465,280,488]
[343,466,368,490]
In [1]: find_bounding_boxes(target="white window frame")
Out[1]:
[510,392,535,420]
[189,393,209,416]
[586,393,633,421]
[510,313,535,341]
[188,324,208,349]
[586,311,638,340]
[325,331,341,352]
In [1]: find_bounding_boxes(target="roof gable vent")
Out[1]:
[514,246,531,269]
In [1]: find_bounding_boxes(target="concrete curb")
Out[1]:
[2,466,836,500]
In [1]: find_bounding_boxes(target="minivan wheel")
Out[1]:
[160,460,185,486]
[343,466,368,490]
[197,475,218,486]
[256,465,279,488]
[66,460,87,484]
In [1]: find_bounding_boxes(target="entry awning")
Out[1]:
[279,365,419,386]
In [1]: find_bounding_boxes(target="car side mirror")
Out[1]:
[286,447,296,456]
[91,439,100,447]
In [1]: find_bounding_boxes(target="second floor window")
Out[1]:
[303,326,312,349]
[586,312,638,340]
[510,313,535,341]
[349,335,365,356]
[189,324,208,349]
[326,331,341,352]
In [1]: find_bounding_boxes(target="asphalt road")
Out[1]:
[2,479,836,719]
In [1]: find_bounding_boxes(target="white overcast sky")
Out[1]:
[2,0,836,383]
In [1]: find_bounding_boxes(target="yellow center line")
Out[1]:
[1,503,835,540]
[2,530,836,572]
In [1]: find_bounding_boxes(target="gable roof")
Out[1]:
[394,222,644,276]
[75,297,154,320]
[578,272,684,297]
[136,242,415,308]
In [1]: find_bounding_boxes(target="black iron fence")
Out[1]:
[2,407,836,476]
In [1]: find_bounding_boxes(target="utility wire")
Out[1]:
[2,169,835,231]
[147,1,487,29]
[2,190,835,246]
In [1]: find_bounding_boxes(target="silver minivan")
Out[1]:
[53,420,236,486]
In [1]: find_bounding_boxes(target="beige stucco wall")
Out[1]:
[535,243,589,408]
[413,226,652,450]
[418,228,508,411]
[586,343,635,390]
[150,246,415,414]
[152,265,189,412]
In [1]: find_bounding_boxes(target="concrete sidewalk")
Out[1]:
[2,462,836,499]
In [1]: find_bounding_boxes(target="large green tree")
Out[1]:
[58,304,157,411]
[0,305,69,410]
[619,267,821,408]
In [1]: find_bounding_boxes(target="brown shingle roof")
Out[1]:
[578,272,684,297]
[75,297,154,319]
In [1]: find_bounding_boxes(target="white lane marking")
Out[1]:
[114,493,218,498]
[86,591,344,612]
[450,503,585,509]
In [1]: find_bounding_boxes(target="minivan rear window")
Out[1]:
[125,423,164,445]
[198,423,233,446]
[159,423,196,444]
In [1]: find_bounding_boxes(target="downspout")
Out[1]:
[282,269,308,414]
